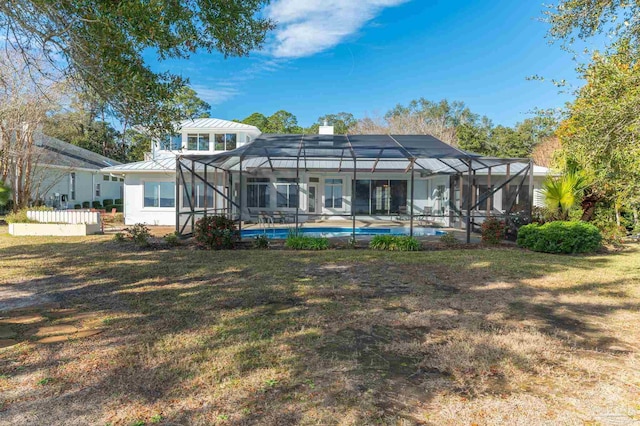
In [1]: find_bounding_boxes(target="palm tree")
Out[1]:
[542,170,588,220]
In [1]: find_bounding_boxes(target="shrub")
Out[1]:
[481,217,507,245]
[163,232,180,247]
[369,235,421,251]
[125,223,151,246]
[73,204,82,209]
[285,235,329,250]
[113,232,125,242]
[91,201,102,209]
[517,221,602,254]
[114,198,123,205]
[102,199,113,207]
[253,234,270,249]
[113,204,123,213]
[194,215,239,250]
[82,201,90,208]
[440,231,457,245]
[5,206,52,223]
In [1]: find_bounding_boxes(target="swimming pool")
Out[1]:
[240,226,446,239]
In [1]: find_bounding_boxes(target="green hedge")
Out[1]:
[102,199,113,207]
[82,201,90,208]
[114,198,123,205]
[285,235,329,250]
[369,235,421,251]
[91,201,102,209]
[517,221,602,254]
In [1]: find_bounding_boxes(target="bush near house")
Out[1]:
[102,199,113,207]
[481,217,507,245]
[73,204,82,209]
[92,201,102,209]
[369,235,421,251]
[114,198,123,205]
[194,215,239,250]
[82,201,90,208]
[517,221,602,254]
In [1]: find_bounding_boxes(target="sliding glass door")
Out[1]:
[355,179,407,215]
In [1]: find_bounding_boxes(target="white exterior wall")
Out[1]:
[123,172,176,226]
[28,166,123,208]
[153,130,261,157]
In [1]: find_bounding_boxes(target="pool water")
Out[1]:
[240,226,446,239]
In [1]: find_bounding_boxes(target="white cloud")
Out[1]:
[266,0,409,58]
[191,84,240,105]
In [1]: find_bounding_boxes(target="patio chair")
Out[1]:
[418,206,433,226]
[258,211,274,228]
[395,206,409,221]
[273,211,287,224]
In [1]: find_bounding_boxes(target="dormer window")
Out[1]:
[160,134,182,150]
[214,133,237,151]
[187,134,210,151]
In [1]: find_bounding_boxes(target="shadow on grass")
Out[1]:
[0,238,638,424]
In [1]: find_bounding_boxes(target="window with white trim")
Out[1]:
[214,133,237,151]
[187,134,210,151]
[276,178,298,208]
[324,179,343,209]
[95,183,101,197]
[70,172,76,200]
[247,178,270,208]
[144,181,175,207]
[160,134,182,150]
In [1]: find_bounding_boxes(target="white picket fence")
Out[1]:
[27,210,101,225]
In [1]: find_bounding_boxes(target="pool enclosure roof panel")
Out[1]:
[181,134,528,174]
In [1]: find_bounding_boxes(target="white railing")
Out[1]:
[27,210,101,225]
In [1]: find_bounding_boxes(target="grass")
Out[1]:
[0,227,639,424]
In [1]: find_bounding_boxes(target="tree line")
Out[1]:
[235,101,557,159]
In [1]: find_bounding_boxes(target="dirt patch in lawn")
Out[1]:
[0,235,639,425]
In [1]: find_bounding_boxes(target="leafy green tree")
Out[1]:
[123,129,152,162]
[457,116,493,155]
[264,110,303,133]
[170,86,211,119]
[307,112,357,134]
[557,47,640,224]
[238,112,269,130]
[0,1,274,134]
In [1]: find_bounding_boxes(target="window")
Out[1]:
[103,175,109,181]
[182,183,213,208]
[187,134,210,151]
[247,178,270,208]
[111,176,118,182]
[119,178,124,182]
[144,182,175,207]
[95,183,101,197]
[324,179,343,209]
[70,172,76,201]
[478,185,494,210]
[214,133,237,151]
[354,179,407,214]
[276,178,298,208]
[160,134,182,150]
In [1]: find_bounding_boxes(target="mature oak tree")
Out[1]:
[0,0,273,134]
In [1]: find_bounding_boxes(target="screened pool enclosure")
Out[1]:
[176,134,535,243]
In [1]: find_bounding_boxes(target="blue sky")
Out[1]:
[145,1,599,128]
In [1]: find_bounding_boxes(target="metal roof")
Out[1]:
[176,118,260,132]
[102,156,175,173]
[182,134,533,174]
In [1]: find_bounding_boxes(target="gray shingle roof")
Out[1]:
[36,133,121,170]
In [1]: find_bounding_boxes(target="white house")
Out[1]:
[102,118,549,230]
[4,133,124,210]
[102,118,261,225]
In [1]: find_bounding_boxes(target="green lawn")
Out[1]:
[0,229,639,425]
